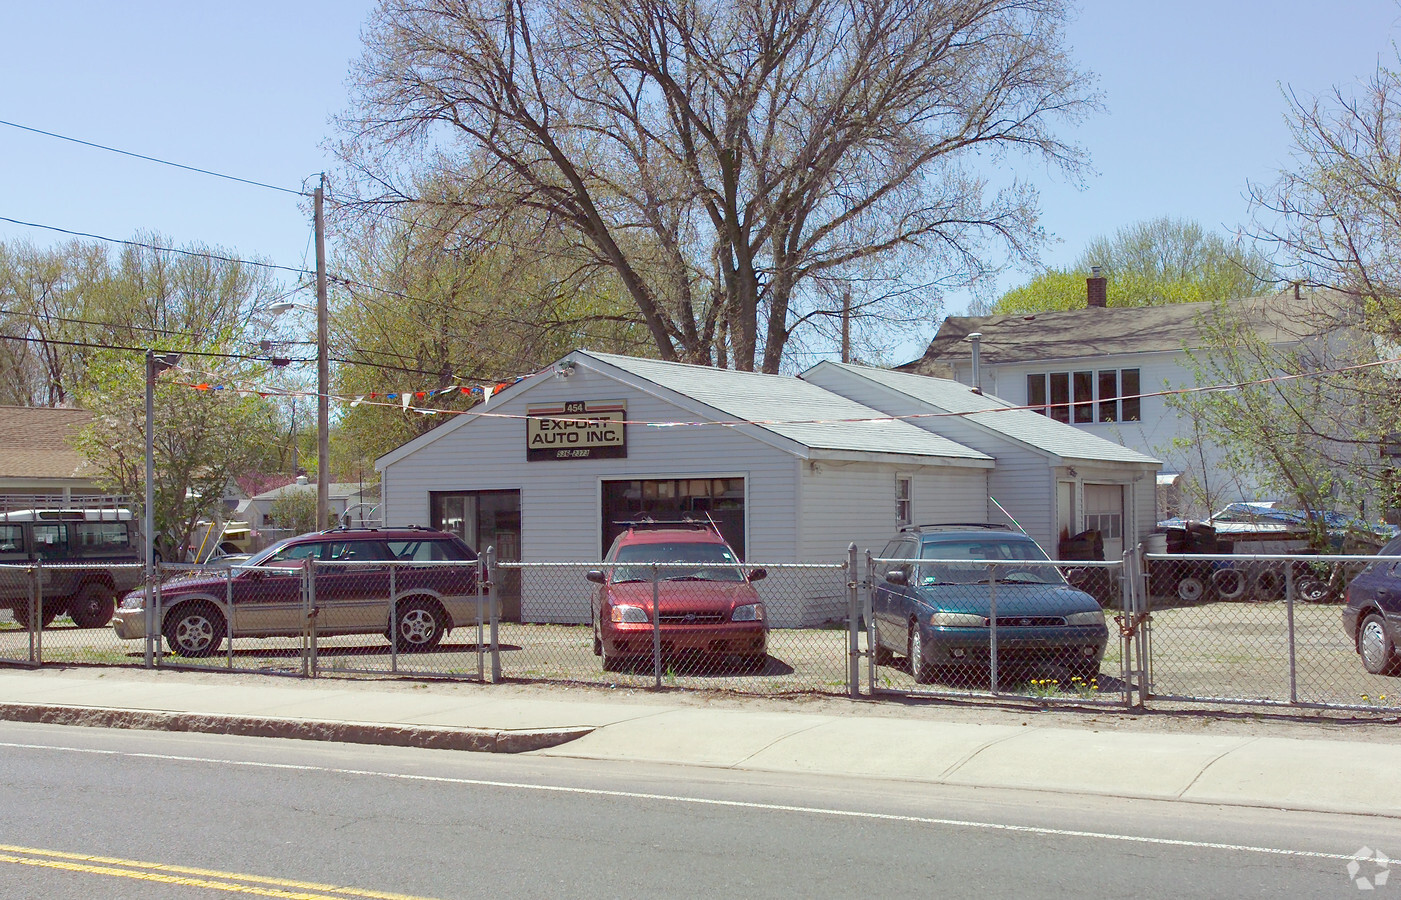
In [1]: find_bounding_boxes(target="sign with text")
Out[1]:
[526,401,627,461]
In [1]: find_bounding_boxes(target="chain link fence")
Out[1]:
[494,558,853,693]
[864,555,1132,706]
[0,561,143,667]
[3,546,1400,717]
[1140,553,1398,711]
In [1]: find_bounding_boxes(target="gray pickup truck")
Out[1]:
[0,509,143,629]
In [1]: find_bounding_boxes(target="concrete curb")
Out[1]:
[0,702,593,754]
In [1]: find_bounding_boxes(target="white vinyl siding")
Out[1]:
[381,366,798,563]
[798,462,988,561]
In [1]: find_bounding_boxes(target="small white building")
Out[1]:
[802,362,1161,561]
[376,350,1161,626]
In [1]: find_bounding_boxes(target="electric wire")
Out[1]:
[0,119,305,196]
[0,215,316,279]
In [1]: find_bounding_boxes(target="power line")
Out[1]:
[0,119,305,196]
[0,215,316,278]
[0,332,315,364]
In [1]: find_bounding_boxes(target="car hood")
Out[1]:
[914,584,1101,618]
[604,580,759,612]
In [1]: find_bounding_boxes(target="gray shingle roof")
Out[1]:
[579,351,992,463]
[901,289,1349,372]
[809,362,1160,465]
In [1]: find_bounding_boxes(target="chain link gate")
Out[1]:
[863,550,1134,707]
[1137,550,1395,712]
[490,550,853,694]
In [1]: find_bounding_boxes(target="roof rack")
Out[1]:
[614,517,717,532]
[317,524,438,535]
[900,522,1013,533]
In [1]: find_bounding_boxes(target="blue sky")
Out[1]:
[1,1,1398,365]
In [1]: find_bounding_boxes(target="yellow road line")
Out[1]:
[0,844,440,900]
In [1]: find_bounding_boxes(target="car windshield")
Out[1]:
[611,541,746,582]
[917,539,1064,586]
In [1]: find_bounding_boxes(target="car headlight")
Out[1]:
[931,612,986,627]
[118,594,144,611]
[610,604,649,624]
[1064,610,1106,626]
[731,603,764,622]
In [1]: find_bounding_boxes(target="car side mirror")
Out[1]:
[748,568,767,582]
[885,569,908,586]
[585,569,606,584]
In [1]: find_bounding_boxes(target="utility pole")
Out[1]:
[314,174,329,530]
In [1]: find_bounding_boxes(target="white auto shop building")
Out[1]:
[376,350,1159,625]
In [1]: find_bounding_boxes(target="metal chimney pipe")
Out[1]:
[968,332,983,393]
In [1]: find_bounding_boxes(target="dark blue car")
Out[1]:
[1342,536,1401,675]
[872,524,1108,684]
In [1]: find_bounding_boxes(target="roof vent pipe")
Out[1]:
[968,332,983,394]
[1087,266,1108,308]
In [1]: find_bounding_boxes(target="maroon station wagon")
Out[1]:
[587,523,767,671]
[112,527,479,657]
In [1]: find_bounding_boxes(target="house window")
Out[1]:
[896,476,912,525]
[1073,371,1094,423]
[1029,368,1141,424]
[1049,372,1070,423]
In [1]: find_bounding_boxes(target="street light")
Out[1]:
[264,294,329,530]
[144,349,180,667]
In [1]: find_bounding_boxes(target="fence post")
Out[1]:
[651,562,662,689]
[225,568,234,669]
[988,562,999,696]
[303,557,315,678]
[1133,546,1150,707]
[847,543,859,699]
[865,550,876,694]
[487,546,500,684]
[1285,563,1297,704]
[389,562,399,675]
[27,564,38,665]
[476,555,485,683]
[1125,549,1139,708]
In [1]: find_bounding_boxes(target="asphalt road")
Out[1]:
[0,721,1396,899]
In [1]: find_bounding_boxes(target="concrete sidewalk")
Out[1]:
[1,667,1398,818]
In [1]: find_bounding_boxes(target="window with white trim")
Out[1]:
[896,475,912,525]
[1028,368,1141,423]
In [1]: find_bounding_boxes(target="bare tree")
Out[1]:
[1249,56,1401,338]
[337,0,1097,372]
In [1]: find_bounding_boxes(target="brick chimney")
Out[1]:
[1087,266,1107,308]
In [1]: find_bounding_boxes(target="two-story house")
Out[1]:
[898,279,1337,520]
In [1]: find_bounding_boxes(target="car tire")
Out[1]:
[69,583,116,629]
[739,653,767,673]
[163,601,224,658]
[1071,660,1101,683]
[11,602,59,631]
[592,615,602,657]
[1175,575,1207,604]
[1358,612,1401,676]
[1252,568,1283,602]
[1297,578,1330,603]
[1213,568,1247,601]
[394,599,445,652]
[602,652,625,673]
[907,623,932,684]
